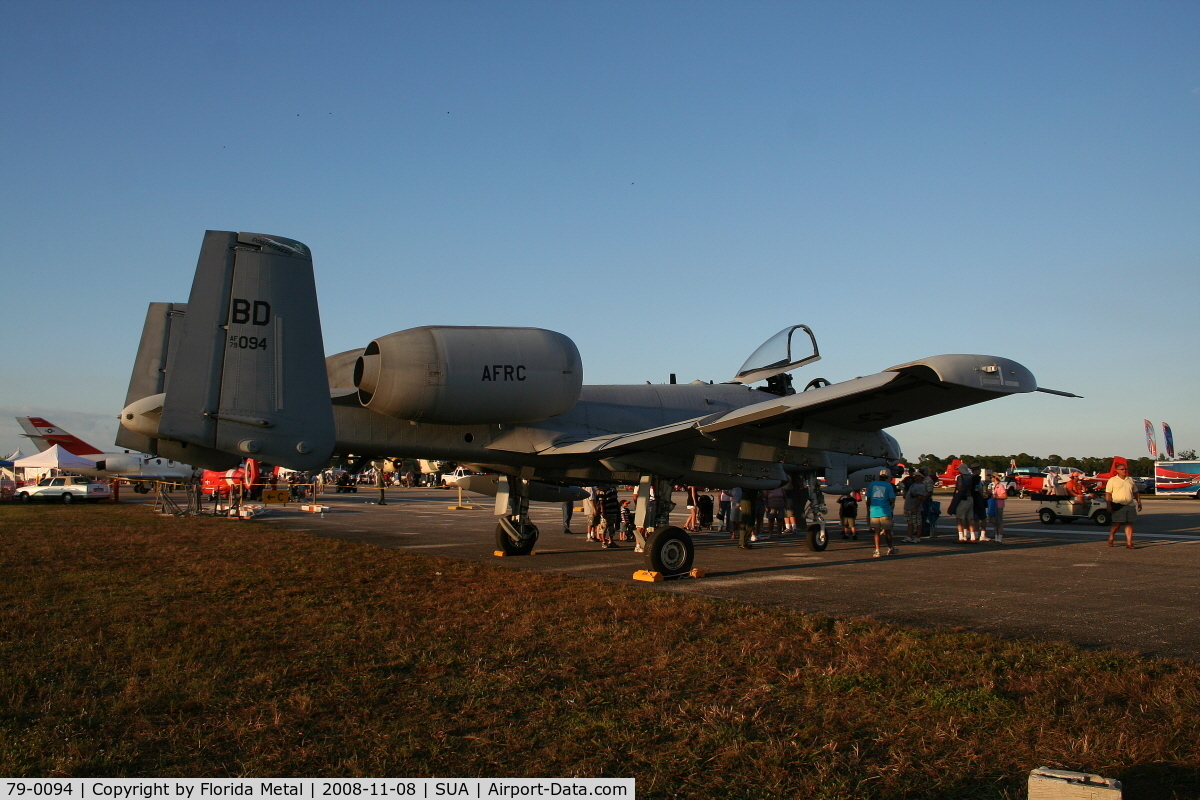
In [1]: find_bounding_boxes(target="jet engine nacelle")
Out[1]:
[354,326,583,424]
[92,454,145,474]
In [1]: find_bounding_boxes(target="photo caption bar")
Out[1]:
[2,780,634,800]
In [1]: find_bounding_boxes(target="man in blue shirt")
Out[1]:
[866,469,898,557]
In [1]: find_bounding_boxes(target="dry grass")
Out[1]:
[1,503,1199,798]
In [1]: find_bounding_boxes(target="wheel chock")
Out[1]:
[493,550,538,557]
[634,568,706,582]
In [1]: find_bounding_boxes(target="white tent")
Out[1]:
[11,444,97,471]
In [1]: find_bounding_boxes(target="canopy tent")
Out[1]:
[11,444,97,471]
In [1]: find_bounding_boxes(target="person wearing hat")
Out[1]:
[866,468,898,557]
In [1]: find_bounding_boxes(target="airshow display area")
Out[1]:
[2,2,1198,797]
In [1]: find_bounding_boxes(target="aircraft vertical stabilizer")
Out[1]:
[152,231,335,471]
[115,302,187,455]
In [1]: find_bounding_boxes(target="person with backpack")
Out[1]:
[837,491,859,540]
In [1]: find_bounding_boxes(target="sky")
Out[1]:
[1,1,1197,463]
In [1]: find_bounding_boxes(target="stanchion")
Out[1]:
[447,484,477,510]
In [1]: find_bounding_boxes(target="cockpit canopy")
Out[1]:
[733,325,821,385]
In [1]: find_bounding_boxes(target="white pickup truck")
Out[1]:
[441,467,476,487]
[17,476,112,504]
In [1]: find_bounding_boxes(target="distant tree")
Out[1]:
[1129,457,1155,477]
[916,454,949,474]
[1179,449,1198,460]
[1013,453,1039,468]
[1046,454,1062,465]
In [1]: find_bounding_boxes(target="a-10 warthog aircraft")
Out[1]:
[117,231,1069,576]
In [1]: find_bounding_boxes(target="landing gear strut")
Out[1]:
[803,473,828,552]
[635,475,693,576]
[494,475,539,555]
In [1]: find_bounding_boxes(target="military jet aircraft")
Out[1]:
[117,231,1069,575]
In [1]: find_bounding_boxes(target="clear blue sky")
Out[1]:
[2,1,1197,462]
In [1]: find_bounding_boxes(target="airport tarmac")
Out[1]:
[231,488,1200,660]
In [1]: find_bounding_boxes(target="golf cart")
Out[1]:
[1035,494,1111,526]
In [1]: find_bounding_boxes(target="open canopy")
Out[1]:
[733,325,821,385]
[11,444,97,470]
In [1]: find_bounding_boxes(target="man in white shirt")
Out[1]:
[1105,463,1142,549]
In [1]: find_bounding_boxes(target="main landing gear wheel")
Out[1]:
[806,522,828,552]
[803,501,828,551]
[495,519,539,556]
[1038,509,1057,525]
[1092,509,1111,526]
[646,526,694,576]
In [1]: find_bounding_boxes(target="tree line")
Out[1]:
[912,453,1178,478]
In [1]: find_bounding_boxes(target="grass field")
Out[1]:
[2,504,1199,798]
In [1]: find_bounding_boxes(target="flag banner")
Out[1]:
[1163,422,1175,460]
[1145,419,1159,459]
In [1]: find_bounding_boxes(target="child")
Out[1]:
[620,500,635,542]
[838,491,859,540]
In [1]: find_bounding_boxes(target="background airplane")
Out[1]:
[115,231,1069,574]
[16,416,196,491]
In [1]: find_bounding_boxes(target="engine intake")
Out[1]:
[354,326,582,424]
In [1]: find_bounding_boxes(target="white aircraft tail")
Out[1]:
[15,416,106,457]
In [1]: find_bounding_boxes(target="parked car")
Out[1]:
[17,476,111,504]
[1132,476,1156,495]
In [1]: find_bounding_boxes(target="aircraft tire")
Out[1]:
[647,527,693,575]
[1038,509,1056,525]
[1092,510,1111,526]
[806,522,828,552]
[495,520,538,556]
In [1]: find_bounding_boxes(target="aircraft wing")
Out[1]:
[538,354,1036,457]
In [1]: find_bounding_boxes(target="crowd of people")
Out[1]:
[559,461,1149,557]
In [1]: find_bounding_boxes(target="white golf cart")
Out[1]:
[1035,494,1111,526]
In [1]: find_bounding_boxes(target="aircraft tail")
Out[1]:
[937,458,962,482]
[1094,456,1128,481]
[15,417,106,457]
[118,231,335,471]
